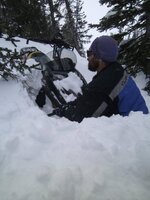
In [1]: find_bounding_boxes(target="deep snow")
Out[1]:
[0,36,150,200]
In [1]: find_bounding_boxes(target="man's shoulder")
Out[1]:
[88,62,124,90]
[94,62,123,80]
[107,62,123,72]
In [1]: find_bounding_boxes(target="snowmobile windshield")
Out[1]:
[60,48,77,66]
[46,48,77,72]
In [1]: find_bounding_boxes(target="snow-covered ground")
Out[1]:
[0,36,150,200]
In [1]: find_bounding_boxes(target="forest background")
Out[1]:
[0,0,150,92]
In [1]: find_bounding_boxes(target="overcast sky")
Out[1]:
[83,1,109,49]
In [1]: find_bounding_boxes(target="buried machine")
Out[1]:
[20,38,87,114]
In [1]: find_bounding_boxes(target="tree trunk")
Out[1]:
[145,2,150,77]
[47,0,59,38]
[64,0,79,50]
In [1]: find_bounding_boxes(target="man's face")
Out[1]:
[87,50,99,72]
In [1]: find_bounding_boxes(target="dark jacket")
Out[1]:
[54,62,149,122]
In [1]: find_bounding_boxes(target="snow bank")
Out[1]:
[0,79,150,200]
[0,35,150,200]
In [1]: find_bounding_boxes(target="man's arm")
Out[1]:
[49,86,106,122]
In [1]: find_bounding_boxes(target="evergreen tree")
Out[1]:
[62,0,79,50]
[90,0,150,77]
[46,0,61,39]
[73,0,91,55]
[0,0,51,39]
[62,0,91,55]
[0,46,32,80]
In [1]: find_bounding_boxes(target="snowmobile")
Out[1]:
[20,38,87,112]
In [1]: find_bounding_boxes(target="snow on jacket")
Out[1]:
[55,62,149,122]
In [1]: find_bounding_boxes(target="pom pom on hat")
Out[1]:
[90,36,119,62]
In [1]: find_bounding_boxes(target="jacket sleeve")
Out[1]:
[52,64,125,122]
[52,85,108,122]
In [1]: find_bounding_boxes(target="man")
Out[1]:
[49,35,149,122]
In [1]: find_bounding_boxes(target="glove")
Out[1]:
[48,104,69,117]
[35,87,46,108]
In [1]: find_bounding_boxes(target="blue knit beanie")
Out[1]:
[90,36,118,62]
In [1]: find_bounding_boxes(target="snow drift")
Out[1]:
[0,36,150,200]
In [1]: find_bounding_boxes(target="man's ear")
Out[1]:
[98,59,103,66]
[97,59,107,72]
